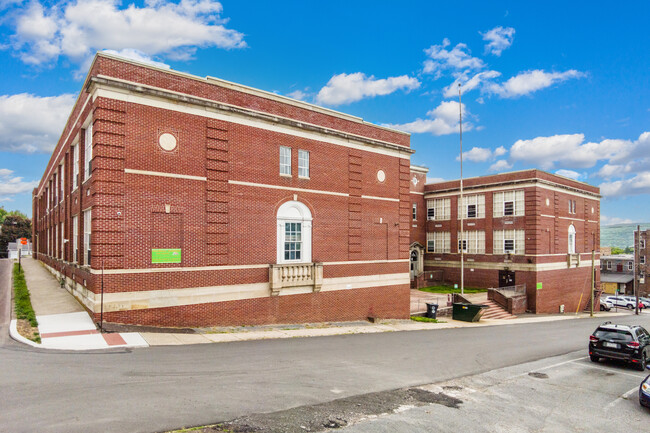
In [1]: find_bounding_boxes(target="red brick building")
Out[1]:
[634,230,649,296]
[410,170,601,314]
[32,53,415,327]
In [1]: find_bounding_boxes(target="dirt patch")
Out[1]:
[16,318,40,343]
[528,372,549,379]
[167,385,463,433]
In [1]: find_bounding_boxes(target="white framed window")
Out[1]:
[84,121,93,181]
[458,231,485,254]
[72,143,79,190]
[642,256,646,265]
[53,172,58,204]
[298,149,309,178]
[60,222,64,259]
[412,203,417,221]
[568,224,576,254]
[277,201,312,264]
[458,194,485,219]
[641,240,646,249]
[427,232,450,253]
[54,224,58,259]
[493,229,525,255]
[427,198,450,221]
[568,200,577,214]
[628,261,634,271]
[59,160,64,202]
[72,215,78,263]
[280,146,291,176]
[606,261,612,270]
[493,190,524,217]
[83,209,91,266]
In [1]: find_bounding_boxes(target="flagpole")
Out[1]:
[459,83,464,296]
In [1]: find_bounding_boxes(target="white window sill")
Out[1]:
[280,173,292,178]
[298,176,310,180]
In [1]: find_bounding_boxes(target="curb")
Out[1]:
[9,319,41,348]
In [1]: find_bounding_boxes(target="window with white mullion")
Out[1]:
[280,146,292,176]
[412,203,417,221]
[284,222,302,261]
[458,194,485,219]
[493,229,525,255]
[83,209,92,266]
[458,230,485,254]
[72,215,78,263]
[298,149,309,178]
[493,190,524,217]
[426,200,435,220]
[72,143,79,190]
[60,160,65,202]
[84,121,93,181]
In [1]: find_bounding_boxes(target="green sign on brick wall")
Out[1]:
[536,282,543,290]
[152,249,182,264]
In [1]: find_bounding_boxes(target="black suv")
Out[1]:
[589,322,650,371]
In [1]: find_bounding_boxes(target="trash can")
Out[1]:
[452,303,489,322]
[426,303,439,319]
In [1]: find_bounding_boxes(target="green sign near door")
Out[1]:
[151,249,182,264]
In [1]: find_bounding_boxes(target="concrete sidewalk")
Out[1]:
[8,257,642,350]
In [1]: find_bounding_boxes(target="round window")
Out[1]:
[377,170,386,182]
[159,133,178,151]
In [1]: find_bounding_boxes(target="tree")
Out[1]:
[0,207,27,224]
[611,247,625,255]
[0,215,31,254]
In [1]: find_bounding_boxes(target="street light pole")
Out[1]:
[459,83,464,296]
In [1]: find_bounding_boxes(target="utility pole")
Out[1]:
[634,225,641,315]
[458,83,464,296]
[591,232,595,317]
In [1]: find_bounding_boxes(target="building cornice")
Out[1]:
[87,76,415,157]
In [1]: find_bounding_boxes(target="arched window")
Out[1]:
[277,201,312,264]
[568,224,576,254]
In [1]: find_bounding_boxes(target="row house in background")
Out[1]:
[410,170,601,314]
[599,254,634,295]
[635,230,649,296]
[32,52,414,327]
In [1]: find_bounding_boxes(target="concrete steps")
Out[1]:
[481,300,517,320]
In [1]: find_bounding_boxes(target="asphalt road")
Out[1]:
[2,307,650,433]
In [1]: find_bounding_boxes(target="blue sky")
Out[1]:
[0,1,648,225]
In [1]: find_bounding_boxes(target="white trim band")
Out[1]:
[125,168,207,181]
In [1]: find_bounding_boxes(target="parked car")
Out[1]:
[640,297,650,309]
[589,322,650,371]
[641,374,650,407]
[600,299,613,311]
[604,296,643,310]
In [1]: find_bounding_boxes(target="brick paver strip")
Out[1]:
[40,329,99,338]
[102,333,127,346]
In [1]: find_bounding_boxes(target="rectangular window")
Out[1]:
[412,203,417,221]
[458,194,485,219]
[568,199,577,214]
[427,232,450,253]
[641,240,646,249]
[298,149,309,178]
[493,190,524,217]
[83,209,91,266]
[54,224,58,259]
[493,229,525,255]
[60,222,64,259]
[284,222,302,260]
[280,146,291,176]
[458,239,467,253]
[53,172,57,204]
[84,122,93,181]
[72,215,78,263]
[458,230,486,254]
[60,160,64,201]
[72,143,79,190]
[642,256,646,265]
[629,261,634,271]
[427,198,450,221]
[607,261,612,270]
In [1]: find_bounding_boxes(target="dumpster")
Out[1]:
[452,303,488,322]
[426,303,439,319]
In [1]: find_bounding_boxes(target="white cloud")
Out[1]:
[102,49,170,69]
[601,215,634,225]
[509,133,631,170]
[0,169,38,201]
[315,72,420,106]
[485,69,584,98]
[489,160,513,172]
[555,169,582,180]
[11,0,245,67]
[458,147,493,162]
[600,172,650,197]
[286,90,309,101]
[442,70,501,98]
[481,26,515,56]
[0,93,76,153]
[384,101,471,135]
[597,164,630,179]
[494,146,507,157]
[423,38,484,77]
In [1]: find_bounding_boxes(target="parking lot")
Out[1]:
[338,351,650,432]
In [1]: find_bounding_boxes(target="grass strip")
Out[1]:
[418,285,487,294]
[13,263,40,338]
[410,316,445,323]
